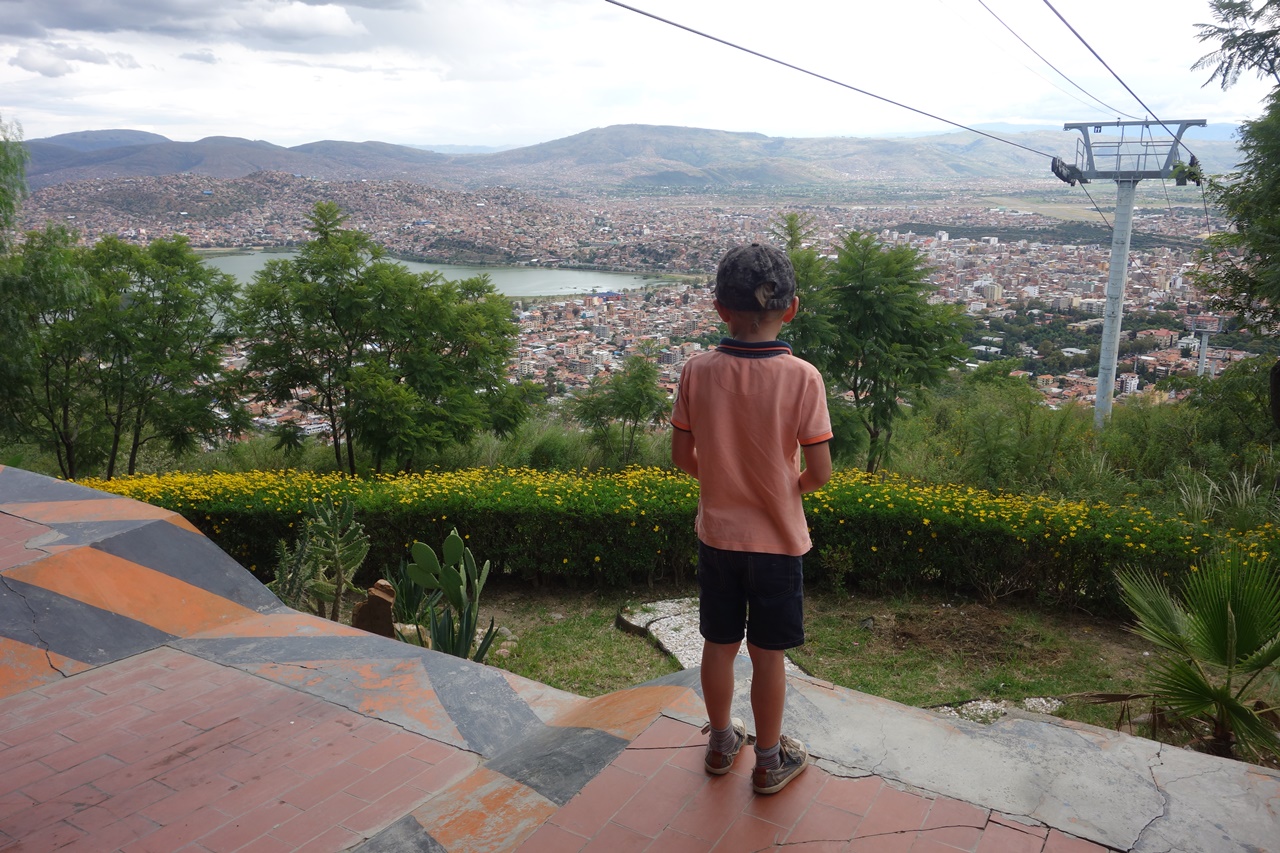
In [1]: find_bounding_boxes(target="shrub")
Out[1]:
[78,467,1280,615]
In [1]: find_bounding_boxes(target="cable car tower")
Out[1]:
[1059,119,1205,428]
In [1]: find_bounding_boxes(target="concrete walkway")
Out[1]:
[1,466,1277,852]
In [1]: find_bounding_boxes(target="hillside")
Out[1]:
[24,124,1241,193]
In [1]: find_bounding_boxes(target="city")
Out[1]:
[18,169,1252,436]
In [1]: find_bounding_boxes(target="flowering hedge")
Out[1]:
[78,468,1278,613]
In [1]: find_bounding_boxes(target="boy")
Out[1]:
[670,242,832,795]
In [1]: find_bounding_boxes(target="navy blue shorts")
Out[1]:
[697,540,805,651]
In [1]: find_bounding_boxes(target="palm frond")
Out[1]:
[1117,568,1195,655]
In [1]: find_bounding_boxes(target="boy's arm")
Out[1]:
[671,428,699,480]
[798,441,832,494]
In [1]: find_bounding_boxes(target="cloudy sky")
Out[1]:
[0,0,1273,148]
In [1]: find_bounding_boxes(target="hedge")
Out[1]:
[77,467,1278,614]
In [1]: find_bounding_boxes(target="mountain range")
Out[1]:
[25,124,1241,193]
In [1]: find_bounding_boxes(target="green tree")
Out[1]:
[80,236,243,477]
[1194,0,1280,89]
[0,227,102,478]
[571,354,668,465]
[1199,88,1280,329]
[770,212,836,371]
[238,202,522,475]
[0,115,27,252]
[0,231,243,478]
[795,231,969,472]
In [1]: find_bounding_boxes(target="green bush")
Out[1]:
[77,467,1279,615]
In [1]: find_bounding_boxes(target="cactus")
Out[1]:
[405,529,498,662]
[267,527,321,611]
[306,496,370,621]
[267,496,369,621]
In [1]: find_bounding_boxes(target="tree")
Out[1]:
[81,236,243,477]
[770,212,836,370]
[1194,0,1280,90]
[238,202,522,475]
[0,231,243,478]
[571,354,668,465]
[1199,89,1280,330]
[791,230,969,473]
[0,115,27,252]
[0,227,102,478]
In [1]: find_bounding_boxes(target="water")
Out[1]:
[201,250,672,297]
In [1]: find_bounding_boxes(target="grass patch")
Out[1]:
[466,584,1154,732]
[481,587,681,696]
[794,592,1152,728]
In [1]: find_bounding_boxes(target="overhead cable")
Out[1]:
[602,0,1058,161]
[1039,0,1198,160]
[975,0,1140,119]
[603,0,1122,228]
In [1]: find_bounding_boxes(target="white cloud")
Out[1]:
[0,0,1273,148]
[9,47,74,78]
[245,2,368,42]
[181,49,220,64]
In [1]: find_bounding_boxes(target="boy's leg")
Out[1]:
[745,642,785,750]
[743,551,809,794]
[701,639,741,731]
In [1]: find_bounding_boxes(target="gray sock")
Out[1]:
[708,724,737,753]
[755,741,781,770]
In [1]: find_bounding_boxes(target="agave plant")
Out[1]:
[1115,547,1280,761]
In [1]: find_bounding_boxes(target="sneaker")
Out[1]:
[702,717,752,775]
[752,734,809,794]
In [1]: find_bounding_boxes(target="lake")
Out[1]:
[201,251,676,298]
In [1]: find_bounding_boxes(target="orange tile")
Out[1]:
[5,548,259,637]
[412,765,558,853]
[662,688,707,719]
[191,612,367,639]
[501,672,586,722]
[0,499,177,525]
[0,499,186,525]
[251,659,466,744]
[0,637,93,698]
[550,686,694,740]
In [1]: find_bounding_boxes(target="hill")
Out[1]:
[24,124,1240,193]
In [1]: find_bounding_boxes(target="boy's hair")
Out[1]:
[715,242,796,313]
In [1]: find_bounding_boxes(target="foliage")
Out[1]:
[1162,355,1280,454]
[0,115,26,251]
[405,528,498,662]
[83,466,1280,616]
[911,364,1093,494]
[267,523,322,612]
[786,229,969,473]
[0,227,97,477]
[306,495,371,621]
[1200,88,1280,329]
[237,202,522,475]
[383,559,433,627]
[570,354,668,465]
[266,495,369,619]
[1111,548,1280,760]
[0,232,243,479]
[1193,0,1280,89]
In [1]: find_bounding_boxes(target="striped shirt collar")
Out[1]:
[716,338,793,359]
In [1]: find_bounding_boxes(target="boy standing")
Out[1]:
[670,242,833,795]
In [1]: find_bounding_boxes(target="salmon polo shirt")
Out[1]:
[670,338,833,556]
